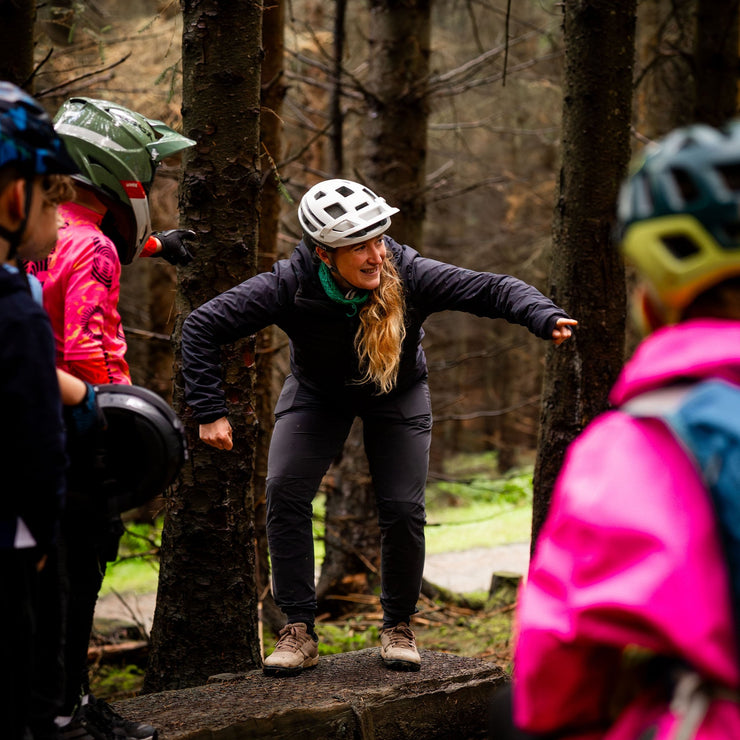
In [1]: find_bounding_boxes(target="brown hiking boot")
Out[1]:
[263,622,319,677]
[379,622,421,672]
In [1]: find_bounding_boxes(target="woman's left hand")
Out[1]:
[552,318,578,346]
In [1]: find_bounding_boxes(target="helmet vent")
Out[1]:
[661,234,701,259]
[325,203,347,218]
[716,163,740,193]
[670,167,700,204]
[337,185,353,197]
[720,221,740,244]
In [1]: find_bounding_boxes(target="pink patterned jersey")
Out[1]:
[26,202,131,385]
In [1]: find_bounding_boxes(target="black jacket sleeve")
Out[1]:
[182,269,290,423]
[1,305,66,551]
[408,253,570,340]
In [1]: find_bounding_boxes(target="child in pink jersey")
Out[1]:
[30,200,131,385]
[23,97,195,740]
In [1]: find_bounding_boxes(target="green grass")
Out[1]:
[100,520,161,597]
[424,454,532,552]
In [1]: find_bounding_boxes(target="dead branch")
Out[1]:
[433,396,540,423]
[36,52,132,98]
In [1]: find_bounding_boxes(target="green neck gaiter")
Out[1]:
[318,261,369,317]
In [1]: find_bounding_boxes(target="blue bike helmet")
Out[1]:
[617,121,740,321]
[0,82,78,256]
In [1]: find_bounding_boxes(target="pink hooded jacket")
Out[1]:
[513,319,740,739]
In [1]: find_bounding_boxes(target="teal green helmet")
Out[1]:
[54,97,195,263]
[617,121,740,320]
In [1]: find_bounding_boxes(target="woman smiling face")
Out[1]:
[316,235,386,291]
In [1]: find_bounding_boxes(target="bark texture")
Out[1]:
[634,0,697,141]
[532,0,636,549]
[255,0,286,634]
[0,0,34,87]
[693,0,739,126]
[144,0,263,692]
[363,0,431,248]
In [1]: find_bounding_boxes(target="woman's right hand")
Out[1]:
[199,417,233,450]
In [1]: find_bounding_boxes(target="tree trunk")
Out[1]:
[363,0,431,248]
[0,0,35,87]
[317,0,432,613]
[144,0,263,692]
[531,1,636,550]
[255,0,287,636]
[329,0,347,176]
[634,0,696,141]
[693,0,739,126]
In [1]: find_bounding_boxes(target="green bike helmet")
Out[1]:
[53,97,195,263]
[617,121,740,320]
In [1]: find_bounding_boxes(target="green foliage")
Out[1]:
[119,519,163,556]
[89,664,146,701]
[317,623,380,656]
[154,62,182,103]
[424,453,533,553]
[427,453,533,509]
[101,519,162,597]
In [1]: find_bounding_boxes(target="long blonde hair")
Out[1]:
[355,255,406,394]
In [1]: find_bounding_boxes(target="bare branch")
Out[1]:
[36,52,132,97]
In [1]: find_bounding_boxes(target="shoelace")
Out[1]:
[385,624,416,648]
[275,624,308,650]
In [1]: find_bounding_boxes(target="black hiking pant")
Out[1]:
[266,375,432,629]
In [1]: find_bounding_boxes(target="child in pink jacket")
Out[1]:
[512,122,740,739]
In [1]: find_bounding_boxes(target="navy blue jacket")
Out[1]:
[0,266,66,550]
[182,238,571,423]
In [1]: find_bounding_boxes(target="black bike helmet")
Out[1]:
[66,384,188,515]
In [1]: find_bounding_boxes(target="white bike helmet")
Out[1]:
[298,178,399,248]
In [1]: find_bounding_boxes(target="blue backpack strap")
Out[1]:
[622,379,740,662]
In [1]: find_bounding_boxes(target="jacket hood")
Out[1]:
[293,239,319,272]
[610,319,740,406]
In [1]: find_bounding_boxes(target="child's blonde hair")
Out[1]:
[41,174,75,206]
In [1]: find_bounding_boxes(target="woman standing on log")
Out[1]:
[181,178,576,676]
